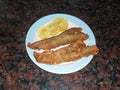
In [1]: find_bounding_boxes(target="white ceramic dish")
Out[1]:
[25,14,96,74]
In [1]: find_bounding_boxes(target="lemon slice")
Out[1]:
[49,25,60,36]
[47,22,54,28]
[38,26,50,39]
[53,17,68,31]
[38,17,68,39]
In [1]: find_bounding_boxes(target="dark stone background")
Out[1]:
[0,0,120,90]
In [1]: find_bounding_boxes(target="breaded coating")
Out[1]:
[28,27,88,50]
[34,40,99,64]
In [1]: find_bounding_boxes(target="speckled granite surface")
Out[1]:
[0,0,120,90]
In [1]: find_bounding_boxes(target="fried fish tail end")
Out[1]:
[27,43,35,49]
[81,45,99,57]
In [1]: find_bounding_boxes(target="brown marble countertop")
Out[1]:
[0,0,119,90]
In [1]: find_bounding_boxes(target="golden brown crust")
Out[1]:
[27,27,88,50]
[34,40,99,64]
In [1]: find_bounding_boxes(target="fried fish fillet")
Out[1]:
[34,40,99,64]
[28,27,88,50]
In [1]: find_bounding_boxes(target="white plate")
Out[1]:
[25,14,96,74]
